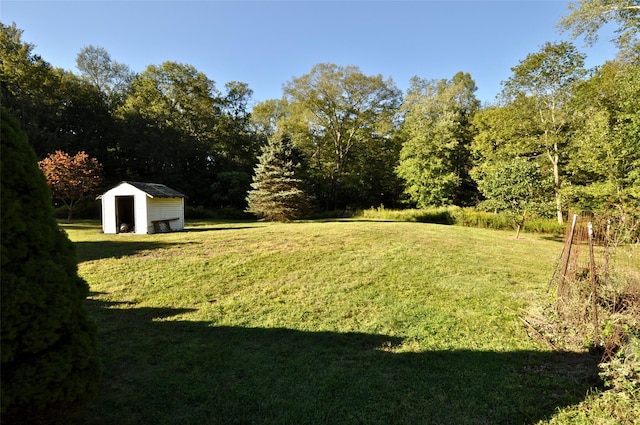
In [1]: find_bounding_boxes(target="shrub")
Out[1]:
[1,110,101,424]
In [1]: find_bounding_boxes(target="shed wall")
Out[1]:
[146,198,185,233]
[100,182,185,234]
[101,195,116,234]
[100,183,148,234]
[132,193,149,234]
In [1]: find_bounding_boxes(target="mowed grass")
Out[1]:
[64,220,601,425]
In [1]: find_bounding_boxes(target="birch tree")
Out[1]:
[558,0,640,58]
[502,42,587,224]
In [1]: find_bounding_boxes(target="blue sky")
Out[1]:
[2,1,618,105]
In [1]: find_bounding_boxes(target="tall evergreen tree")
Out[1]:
[246,132,311,221]
[1,110,101,424]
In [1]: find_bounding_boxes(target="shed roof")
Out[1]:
[100,181,187,198]
[125,182,186,198]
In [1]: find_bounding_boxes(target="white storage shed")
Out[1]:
[98,182,186,234]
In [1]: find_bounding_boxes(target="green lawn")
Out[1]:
[65,220,602,425]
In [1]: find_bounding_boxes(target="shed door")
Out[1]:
[115,196,135,233]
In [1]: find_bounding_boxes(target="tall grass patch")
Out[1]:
[359,206,457,224]
[359,206,566,235]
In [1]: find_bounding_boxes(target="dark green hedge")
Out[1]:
[1,110,101,424]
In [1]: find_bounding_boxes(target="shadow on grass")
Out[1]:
[540,234,565,243]
[184,225,264,233]
[74,241,185,262]
[71,300,602,425]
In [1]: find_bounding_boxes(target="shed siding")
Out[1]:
[100,184,148,234]
[101,195,116,234]
[132,192,149,234]
[100,182,185,234]
[146,198,184,233]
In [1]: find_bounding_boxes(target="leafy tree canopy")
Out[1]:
[397,72,480,207]
[501,41,587,223]
[76,44,135,107]
[473,158,552,238]
[38,150,104,220]
[282,63,402,210]
[558,0,640,58]
[564,59,640,212]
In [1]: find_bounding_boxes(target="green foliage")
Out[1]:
[2,20,637,219]
[281,63,403,210]
[520,216,568,234]
[455,208,513,230]
[53,200,101,220]
[75,44,134,107]
[397,72,480,207]
[246,132,312,221]
[538,387,639,425]
[2,24,262,208]
[500,41,588,224]
[120,61,219,141]
[1,23,115,164]
[115,61,217,201]
[460,209,564,234]
[0,110,100,423]
[474,158,553,237]
[210,171,251,209]
[341,132,405,209]
[558,0,640,57]
[564,60,640,223]
[184,205,219,219]
[185,205,253,220]
[601,334,640,393]
[215,81,262,175]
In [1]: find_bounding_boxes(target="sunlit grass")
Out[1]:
[64,220,603,425]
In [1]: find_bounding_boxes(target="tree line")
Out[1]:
[1,1,638,222]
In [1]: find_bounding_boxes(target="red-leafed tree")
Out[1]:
[38,151,103,221]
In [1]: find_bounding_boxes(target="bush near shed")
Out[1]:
[0,110,101,424]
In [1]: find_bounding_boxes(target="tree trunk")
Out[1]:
[66,200,75,222]
[551,146,563,224]
[555,190,563,225]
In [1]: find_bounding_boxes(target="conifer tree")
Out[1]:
[246,132,311,221]
[1,110,101,423]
